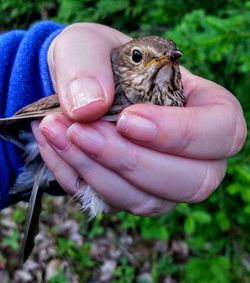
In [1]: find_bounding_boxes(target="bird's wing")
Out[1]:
[103,87,131,122]
[0,94,61,122]
[0,95,61,148]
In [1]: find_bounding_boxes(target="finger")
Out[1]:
[48,23,131,122]
[38,114,176,216]
[31,120,84,196]
[116,71,247,159]
[66,121,227,203]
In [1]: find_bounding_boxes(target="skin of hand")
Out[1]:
[31,23,247,216]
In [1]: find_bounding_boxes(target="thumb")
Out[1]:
[48,23,130,122]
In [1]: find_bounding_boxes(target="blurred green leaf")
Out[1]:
[49,269,70,283]
[192,210,212,224]
[2,231,19,251]
[215,211,230,231]
[140,217,169,240]
[184,217,195,235]
[184,256,230,283]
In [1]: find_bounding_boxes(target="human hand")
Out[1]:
[32,24,247,216]
[47,23,131,122]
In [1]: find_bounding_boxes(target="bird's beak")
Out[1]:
[145,56,169,68]
[145,49,183,68]
[170,49,183,62]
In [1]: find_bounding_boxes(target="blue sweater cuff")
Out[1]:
[39,28,63,97]
[0,21,64,210]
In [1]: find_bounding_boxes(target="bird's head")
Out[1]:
[112,36,182,74]
[111,36,184,105]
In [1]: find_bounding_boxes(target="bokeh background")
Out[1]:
[0,1,249,282]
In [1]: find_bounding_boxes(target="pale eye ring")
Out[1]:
[132,49,143,63]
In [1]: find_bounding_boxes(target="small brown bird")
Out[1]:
[0,35,185,262]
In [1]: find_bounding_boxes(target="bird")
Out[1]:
[0,35,185,262]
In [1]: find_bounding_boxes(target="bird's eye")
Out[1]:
[132,49,142,63]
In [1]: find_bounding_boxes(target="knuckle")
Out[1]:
[180,113,197,153]
[55,143,98,177]
[219,96,247,157]
[227,112,247,156]
[119,147,140,176]
[52,25,82,54]
[131,198,168,216]
[56,23,96,48]
[62,23,93,34]
[50,159,67,180]
[188,162,226,203]
[73,155,97,177]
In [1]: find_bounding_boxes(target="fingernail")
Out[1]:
[69,77,105,112]
[68,124,104,156]
[117,112,157,141]
[40,116,70,150]
[31,120,46,146]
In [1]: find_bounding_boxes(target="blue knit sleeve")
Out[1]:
[0,21,63,209]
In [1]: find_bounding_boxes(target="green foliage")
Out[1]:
[1,0,250,282]
[151,255,178,282]
[112,258,136,283]
[49,269,70,283]
[56,238,95,280]
[11,206,26,224]
[0,0,57,30]
[2,230,19,251]
[167,8,250,102]
[183,256,230,283]
[57,238,95,268]
[118,212,171,240]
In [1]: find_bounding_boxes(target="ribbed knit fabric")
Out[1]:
[0,21,63,209]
